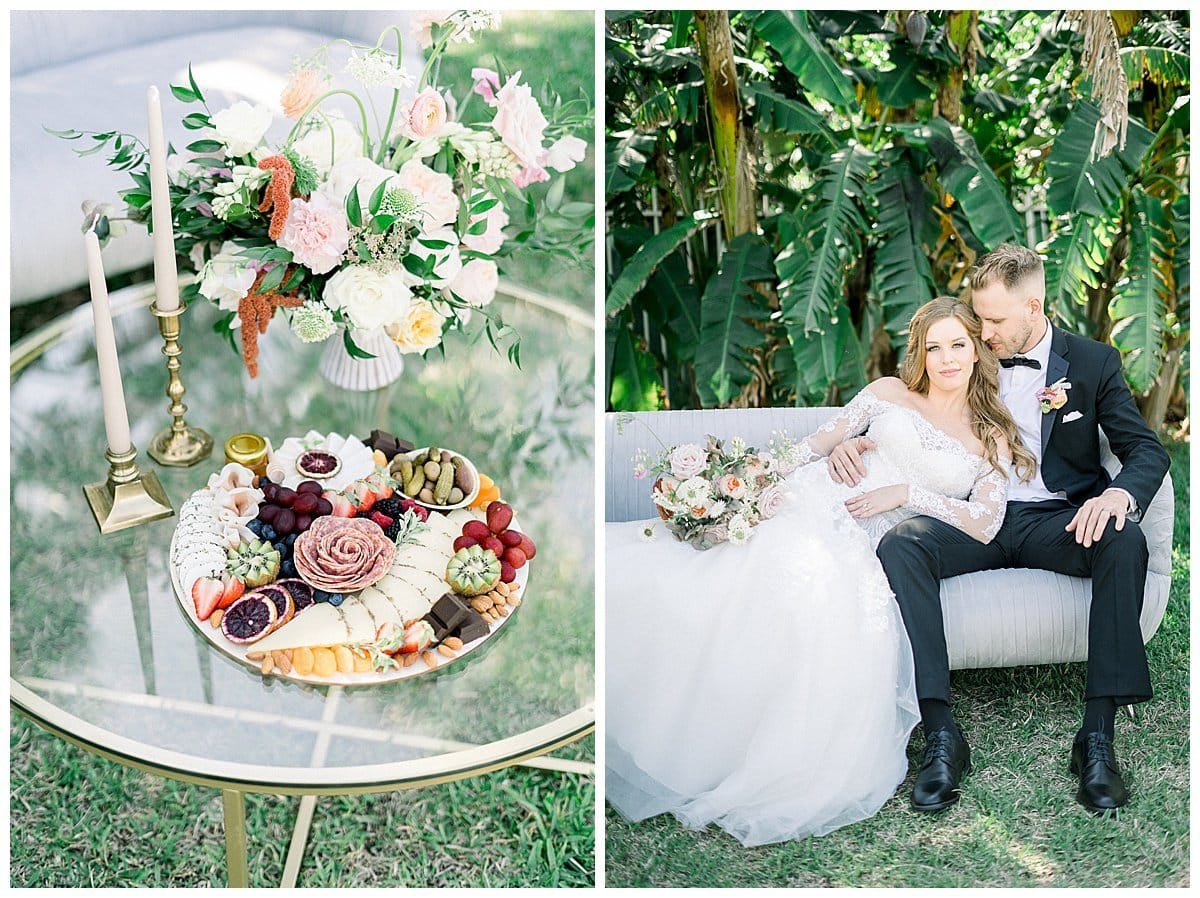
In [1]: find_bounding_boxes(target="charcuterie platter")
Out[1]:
[168,430,534,685]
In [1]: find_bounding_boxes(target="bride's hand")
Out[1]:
[845,484,909,519]
[828,436,877,486]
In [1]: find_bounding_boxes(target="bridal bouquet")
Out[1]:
[632,431,803,551]
[55,11,590,377]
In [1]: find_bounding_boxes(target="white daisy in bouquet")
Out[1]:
[632,428,800,551]
[56,10,591,378]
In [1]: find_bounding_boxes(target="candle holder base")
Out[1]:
[84,446,174,534]
[148,425,213,468]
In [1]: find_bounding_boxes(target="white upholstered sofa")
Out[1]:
[604,408,1174,671]
[11,10,420,306]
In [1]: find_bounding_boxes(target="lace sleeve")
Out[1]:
[795,385,890,464]
[905,460,1009,543]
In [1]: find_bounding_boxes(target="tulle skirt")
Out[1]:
[605,462,919,846]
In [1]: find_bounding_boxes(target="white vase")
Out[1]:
[318,328,404,391]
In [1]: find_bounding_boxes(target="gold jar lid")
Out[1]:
[224,432,269,470]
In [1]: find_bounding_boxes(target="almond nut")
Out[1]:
[275,652,293,674]
[246,651,266,662]
[495,581,510,597]
[437,644,456,658]
[421,650,438,669]
[507,595,522,607]
[261,655,275,676]
[470,596,492,614]
[402,652,419,667]
[443,636,464,650]
[210,609,224,628]
[494,602,509,617]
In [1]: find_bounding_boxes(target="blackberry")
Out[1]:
[373,496,405,518]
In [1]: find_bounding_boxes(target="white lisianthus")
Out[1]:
[198,242,257,314]
[675,476,711,509]
[210,101,273,158]
[727,513,752,546]
[669,443,708,479]
[325,156,396,208]
[323,265,412,331]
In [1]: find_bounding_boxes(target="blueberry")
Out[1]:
[261,525,277,542]
[313,589,330,603]
[280,560,297,578]
[285,533,299,547]
[257,475,273,488]
[246,519,263,536]
[328,593,344,607]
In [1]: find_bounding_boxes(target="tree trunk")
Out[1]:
[694,10,758,241]
[1140,335,1185,432]
[936,11,978,125]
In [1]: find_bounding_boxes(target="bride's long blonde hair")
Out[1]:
[899,296,1037,482]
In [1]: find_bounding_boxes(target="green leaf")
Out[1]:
[345,181,363,228]
[342,328,378,360]
[1109,189,1171,391]
[743,83,835,146]
[605,211,720,316]
[870,155,938,344]
[256,264,288,294]
[1045,101,1155,218]
[789,303,868,403]
[1043,213,1114,331]
[695,233,776,407]
[186,139,224,154]
[368,178,389,215]
[170,84,198,103]
[607,317,663,411]
[606,130,654,195]
[187,64,205,104]
[776,144,874,335]
[1121,46,1190,89]
[877,41,930,108]
[753,10,857,106]
[182,112,212,130]
[911,118,1022,249]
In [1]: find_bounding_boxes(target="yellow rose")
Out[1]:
[385,298,446,354]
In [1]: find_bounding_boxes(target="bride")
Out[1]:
[606,296,1038,846]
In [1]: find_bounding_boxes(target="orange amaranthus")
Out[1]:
[257,155,295,240]
[237,267,305,377]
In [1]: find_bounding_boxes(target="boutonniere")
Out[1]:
[1037,378,1071,414]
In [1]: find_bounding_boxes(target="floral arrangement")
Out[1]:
[55,11,590,376]
[1037,377,1071,413]
[627,422,803,551]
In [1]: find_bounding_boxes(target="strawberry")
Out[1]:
[324,491,356,517]
[216,574,246,610]
[398,498,429,521]
[396,620,435,655]
[486,500,513,534]
[346,480,378,512]
[191,576,225,622]
[366,470,395,499]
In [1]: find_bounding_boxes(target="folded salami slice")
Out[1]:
[294,516,396,592]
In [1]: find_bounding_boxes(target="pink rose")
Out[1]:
[281,68,324,119]
[277,193,350,274]
[397,87,447,140]
[716,474,747,500]
[669,444,708,479]
[472,67,501,105]
[757,483,785,520]
[461,194,509,254]
[394,159,458,232]
[450,259,499,307]
[491,72,548,168]
[541,135,587,172]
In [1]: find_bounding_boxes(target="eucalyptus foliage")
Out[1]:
[606,10,1189,430]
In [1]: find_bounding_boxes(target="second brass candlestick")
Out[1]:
[148,300,213,467]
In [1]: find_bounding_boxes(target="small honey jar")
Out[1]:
[224,432,270,478]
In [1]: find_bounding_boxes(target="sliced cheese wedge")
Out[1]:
[379,568,447,602]
[358,586,406,629]
[252,603,350,652]
[339,598,378,643]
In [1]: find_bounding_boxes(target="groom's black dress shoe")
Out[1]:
[1070,732,1129,813]
[911,727,971,812]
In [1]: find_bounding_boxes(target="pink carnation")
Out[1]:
[513,165,549,188]
[277,193,350,274]
[472,67,501,105]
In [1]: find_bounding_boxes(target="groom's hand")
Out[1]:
[1065,490,1129,548]
[828,436,876,486]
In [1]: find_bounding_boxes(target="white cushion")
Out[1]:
[604,409,1175,669]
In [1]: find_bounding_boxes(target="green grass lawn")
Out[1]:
[604,436,1190,888]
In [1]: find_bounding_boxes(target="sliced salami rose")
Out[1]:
[294,516,396,592]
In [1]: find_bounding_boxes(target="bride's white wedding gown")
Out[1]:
[606,386,1009,846]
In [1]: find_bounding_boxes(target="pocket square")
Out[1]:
[1062,410,1084,423]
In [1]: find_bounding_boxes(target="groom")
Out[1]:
[828,244,1170,813]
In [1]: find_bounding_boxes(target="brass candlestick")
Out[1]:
[83,445,174,534]
[148,301,213,467]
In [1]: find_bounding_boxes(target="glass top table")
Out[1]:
[10,284,594,882]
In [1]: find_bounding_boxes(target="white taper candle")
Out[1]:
[85,229,134,456]
[146,85,180,312]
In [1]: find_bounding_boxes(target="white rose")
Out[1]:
[322,265,413,331]
[407,227,463,288]
[449,259,498,307]
[461,194,509,255]
[292,116,365,176]
[325,156,396,208]
[669,443,708,479]
[198,242,257,313]
[210,101,273,158]
[541,134,587,172]
[394,159,458,232]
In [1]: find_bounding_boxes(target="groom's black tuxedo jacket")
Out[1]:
[1037,325,1170,514]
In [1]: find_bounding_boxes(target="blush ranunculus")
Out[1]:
[281,68,324,119]
[397,87,448,140]
[277,193,350,275]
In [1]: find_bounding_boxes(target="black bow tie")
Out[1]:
[1000,355,1042,370]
